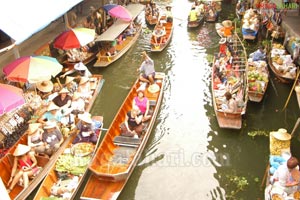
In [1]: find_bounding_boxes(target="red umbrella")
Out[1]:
[53,27,95,50]
[0,84,25,115]
[108,5,132,22]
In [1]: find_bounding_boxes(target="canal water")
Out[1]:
[33,1,300,199]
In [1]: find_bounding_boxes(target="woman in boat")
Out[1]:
[52,88,72,113]
[7,144,40,193]
[132,89,151,122]
[60,62,92,78]
[73,112,97,144]
[38,103,63,125]
[165,5,173,22]
[120,105,144,138]
[27,123,46,155]
[71,92,86,115]
[249,46,266,61]
[64,76,78,95]
[222,91,238,113]
[189,6,198,22]
[77,77,93,101]
[137,51,156,85]
[152,23,166,46]
[42,121,64,156]
[36,80,54,100]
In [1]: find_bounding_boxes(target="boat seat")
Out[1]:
[113,136,141,147]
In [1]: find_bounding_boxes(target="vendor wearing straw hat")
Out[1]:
[52,87,72,113]
[42,121,64,156]
[78,77,93,101]
[73,112,97,144]
[60,61,92,78]
[7,144,40,193]
[38,102,63,125]
[27,123,46,155]
[220,20,234,37]
[64,76,78,94]
[36,80,54,100]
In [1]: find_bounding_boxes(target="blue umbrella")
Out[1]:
[102,4,118,12]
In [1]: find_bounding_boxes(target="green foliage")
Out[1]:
[247,130,269,138]
[225,174,249,199]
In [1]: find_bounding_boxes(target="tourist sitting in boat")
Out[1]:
[120,105,144,138]
[189,6,198,22]
[133,89,152,122]
[52,88,72,114]
[270,156,300,196]
[27,123,46,155]
[42,121,64,156]
[38,103,63,125]
[77,77,93,101]
[222,91,238,113]
[36,80,54,100]
[7,144,41,193]
[64,76,78,95]
[137,51,156,85]
[60,62,92,78]
[152,23,166,46]
[249,46,266,61]
[125,22,137,37]
[73,112,97,144]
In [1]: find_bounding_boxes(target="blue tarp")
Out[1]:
[0,0,83,45]
[242,28,258,37]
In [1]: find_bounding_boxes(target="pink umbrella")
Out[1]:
[108,5,132,22]
[0,83,25,115]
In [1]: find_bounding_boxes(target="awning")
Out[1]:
[95,3,144,42]
[0,0,83,45]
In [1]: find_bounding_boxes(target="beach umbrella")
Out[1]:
[108,5,132,22]
[102,4,118,12]
[53,27,95,50]
[3,55,63,83]
[0,83,25,115]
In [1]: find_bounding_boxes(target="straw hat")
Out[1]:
[219,38,227,44]
[222,20,232,28]
[79,77,89,85]
[36,81,54,93]
[78,112,93,124]
[65,76,75,85]
[148,83,160,93]
[47,103,60,111]
[44,121,57,129]
[273,128,291,141]
[74,62,87,71]
[59,87,69,94]
[13,144,31,156]
[28,123,41,135]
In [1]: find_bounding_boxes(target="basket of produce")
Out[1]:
[71,142,94,157]
[270,128,291,155]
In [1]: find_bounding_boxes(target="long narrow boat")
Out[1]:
[150,16,173,52]
[187,13,204,29]
[1,74,104,199]
[268,42,297,84]
[33,116,103,200]
[211,32,248,129]
[80,72,166,200]
[93,4,144,67]
[247,58,269,102]
[241,9,260,41]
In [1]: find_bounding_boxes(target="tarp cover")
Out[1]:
[95,3,144,41]
[0,0,83,45]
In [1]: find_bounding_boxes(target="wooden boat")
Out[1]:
[93,4,144,67]
[268,42,297,84]
[241,9,260,41]
[150,16,173,52]
[211,33,248,129]
[33,116,103,200]
[80,72,166,200]
[145,3,160,27]
[1,74,104,199]
[247,60,269,102]
[145,14,159,27]
[187,13,204,28]
[203,0,221,23]
[215,22,224,37]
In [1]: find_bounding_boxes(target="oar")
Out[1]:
[96,127,109,131]
[291,117,300,137]
[260,163,270,190]
[281,68,300,111]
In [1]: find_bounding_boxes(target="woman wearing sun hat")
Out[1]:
[78,77,93,101]
[7,144,40,193]
[38,102,63,125]
[27,123,46,155]
[73,112,97,144]
[42,121,64,156]
[64,76,78,95]
[36,80,54,100]
[52,87,72,113]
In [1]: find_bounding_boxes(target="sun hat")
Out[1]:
[13,144,31,156]
[36,81,54,93]
[28,123,41,135]
[79,77,89,85]
[148,83,160,93]
[44,121,57,129]
[65,76,75,85]
[273,128,291,141]
[74,62,87,71]
[78,112,93,124]
[47,103,60,111]
[222,20,232,28]
[219,38,227,44]
[59,87,70,94]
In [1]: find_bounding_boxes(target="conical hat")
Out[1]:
[273,129,291,141]
[28,123,41,135]
[222,20,232,28]
[148,83,160,93]
[44,121,57,129]
[219,38,227,44]
[65,76,75,84]
[36,81,53,93]
[13,144,31,156]
[74,62,87,71]
[78,112,93,124]
[79,77,89,85]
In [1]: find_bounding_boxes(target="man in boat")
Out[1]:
[222,91,238,113]
[189,6,198,22]
[165,5,173,22]
[152,23,166,46]
[137,51,156,85]
[249,46,266,61]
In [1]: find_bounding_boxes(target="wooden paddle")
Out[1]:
[281,68,300,111]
